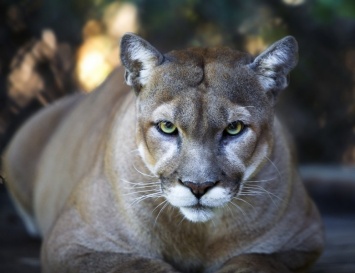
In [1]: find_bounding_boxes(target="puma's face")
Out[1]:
[121,34,298,222]
[135,55,273,223]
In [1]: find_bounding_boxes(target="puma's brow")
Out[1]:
[227,106,253,122]
[151,103,177,122]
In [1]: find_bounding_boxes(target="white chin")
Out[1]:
[180,207,215,222]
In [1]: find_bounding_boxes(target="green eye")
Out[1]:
[225,121,245,136]
[158,121,177,135]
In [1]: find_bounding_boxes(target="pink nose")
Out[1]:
[180,180,217,198]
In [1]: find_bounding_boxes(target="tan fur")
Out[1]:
[2,34,324,273]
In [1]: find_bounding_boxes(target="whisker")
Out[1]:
[130,192,162,206]
[178,214,187,227]
[128,149,140,154]
[121,179,160,185]
[132,164,158,178]
[243,185,282,201]
[241,186,282,208]
[233,197,255,211]
[152,200,168,213]
[127,149,158,178]
[245,177,277,183]
[226,203,236,217]
[210,216,217,228]
[154,202,169,227]
[238,192,264,196]
[123,184,160,190]
[229,201,246,217]
[121,179,160,189]
[265,156,282,180]
[130,192,161,202]
[123,189,160,196]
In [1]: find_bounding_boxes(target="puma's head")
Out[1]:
[120,33,298,222]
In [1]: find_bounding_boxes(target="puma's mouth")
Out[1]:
[164,182,231,222]
[179,205,216,223]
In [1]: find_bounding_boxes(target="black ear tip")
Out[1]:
[121,32,138,46]
[281,36,298,52]
[122,32,139,39]
[283,35,297,42]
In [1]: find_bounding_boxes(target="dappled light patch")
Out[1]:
[75,3,138,92]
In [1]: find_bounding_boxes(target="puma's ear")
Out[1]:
[249,36,298,103]
[120,33,164,92]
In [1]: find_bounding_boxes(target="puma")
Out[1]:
[2,33,324,273]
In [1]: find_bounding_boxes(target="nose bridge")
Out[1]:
[178,92,221,183]
[180,141,218,183]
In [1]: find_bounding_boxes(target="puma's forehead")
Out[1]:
[163,47,253,87]
[158,47,252,86]
[142,47,269,109]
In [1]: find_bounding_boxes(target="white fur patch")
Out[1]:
[262,51,287,70]
[165,184,197,207]
[166,184,214,222]
[256,49,288,91]
[179,206,215,223]
[257,76,276,91]
[153,144,177,175]
[137,143,155,174]
[166,185,229,222]
[243,143,268,181]
[200,187,230,207]
[151,103,175,122]
[227,106,253,129]
[126,42,156,86]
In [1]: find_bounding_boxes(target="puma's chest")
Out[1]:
[154,217,249,273]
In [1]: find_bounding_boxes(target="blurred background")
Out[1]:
[0,0,354,272]
[0,0,354,165]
